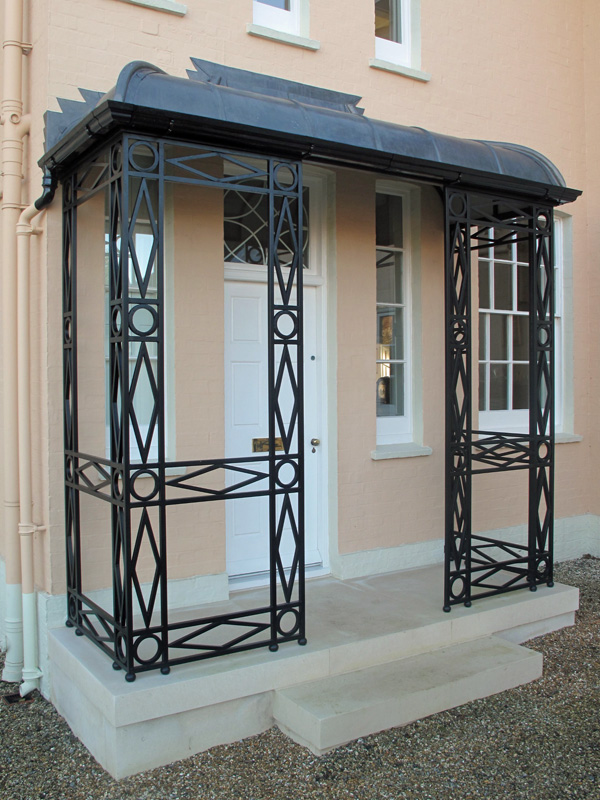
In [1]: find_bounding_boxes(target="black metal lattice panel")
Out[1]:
[63,136,306,679]
[444,190,555,610]
[444,190,473,609]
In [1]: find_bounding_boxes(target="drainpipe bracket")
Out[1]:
[1,111,30,133]
[2,40,33,54]
[16,220,39,236]
[19,522,39,536]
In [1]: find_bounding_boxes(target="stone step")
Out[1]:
[273,636,542,754]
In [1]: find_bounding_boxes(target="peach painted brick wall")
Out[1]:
[3,0,596,588]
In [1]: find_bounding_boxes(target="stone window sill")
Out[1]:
[555,432,583,444]
[369,58,431,82]
[371,443,433,461]
[246,23,320,50]
[370,434,580,463]
[115,0,187,15]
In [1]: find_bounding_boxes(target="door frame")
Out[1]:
[224,168,333,587]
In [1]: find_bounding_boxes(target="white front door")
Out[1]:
[224,279,326,580]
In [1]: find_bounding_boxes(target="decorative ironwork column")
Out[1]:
[107,141,129,673]
[63,173,82,631]
[63,137,306,679]
[444,188,473,610]
[268,162,305,649]
[444,190,556,610]
[528,207,555,590]
[115,138,168,680]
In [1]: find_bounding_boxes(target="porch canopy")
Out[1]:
[42,58,578,204]
[45,59,581,681]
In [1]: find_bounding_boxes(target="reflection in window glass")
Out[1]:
[258,0,289,8]
[489,315,508,361]
[377,306,404,360]
[517,264,529,312]
[377,362,404,417]
[375,0,402,44]
[376,193,407,420]
[376,191,403,246]
[478,261,490,309]
[494,262,512,310]
[513,364,529,409]
[490,364,508,410]
[513,315,529,361]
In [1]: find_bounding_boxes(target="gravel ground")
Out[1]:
[1,557,598,800]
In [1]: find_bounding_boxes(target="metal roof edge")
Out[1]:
[39,60,581,205]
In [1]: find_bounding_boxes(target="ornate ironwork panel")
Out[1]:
[528,207,554,589]
[444,189,473,609]
[63,135,305,679]
[444,190,556,609]
[63,173,82,632]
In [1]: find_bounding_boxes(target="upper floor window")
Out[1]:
[375,0,411,67]
[253,0,301,35]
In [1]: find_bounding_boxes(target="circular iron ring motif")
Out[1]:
[128,304,159,338]
[111,306,122,337]
[273,163,298,192]
[536,211,551,230]
[277,608,300,637]
[68,595,77,620]
[130,469,159,502]
[129,142,159,173]
[449,193,467,217]
[65,456,75,483]
[537,441,550,462]
[275,459,299,490]
[112,469,124,501]
[537,325,551,348]
[452,320,468,349]
[112,146,123,172]
[449,575,466,601]
[64,317,72,346]
[274,311,298,341]
[133,633,162,666]
[64,180,73,204]
[536,557,549,579]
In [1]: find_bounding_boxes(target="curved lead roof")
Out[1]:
[41,59,579,204]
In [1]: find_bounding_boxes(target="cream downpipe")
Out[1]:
[1,0,29,684]
[17,204,45,696]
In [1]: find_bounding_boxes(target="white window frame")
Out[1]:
[477,215,565,435]
[253,0,302,36]
[375,0,412,67]
[553,213,568,434]
[375,182,413,446]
